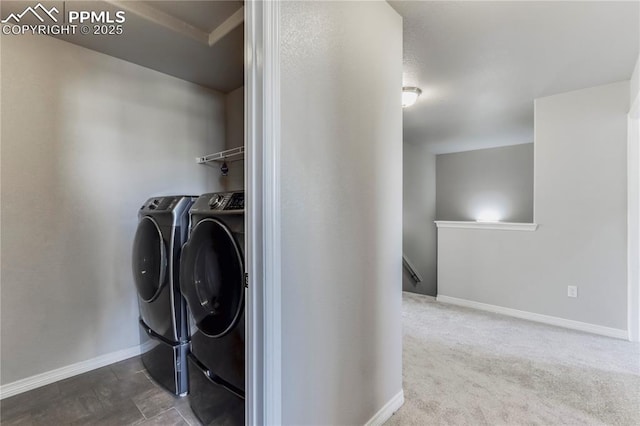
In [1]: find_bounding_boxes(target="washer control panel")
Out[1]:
[207,191,244,211]
[225,192,245,211]
[189,191,244,214]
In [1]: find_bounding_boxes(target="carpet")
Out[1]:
[386,292,640,425]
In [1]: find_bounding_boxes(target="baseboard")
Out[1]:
[436,295,629,340]
[403,291,436,301]
[364,389,404,426]
[0,343,148,400]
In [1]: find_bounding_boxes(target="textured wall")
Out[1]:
[436,144,534,223]
[1,34,226,384]
[631,57,640,107]
[403,143,437,296]
[629,56,640,341]
[438,82,629,331]
[279,1,403,424]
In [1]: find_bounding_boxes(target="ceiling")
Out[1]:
[144,0,243,34]
[0,1,244,93]
[2,1,636,128]
[389,1,640,154]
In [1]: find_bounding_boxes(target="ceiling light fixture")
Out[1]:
[402,87,422,108]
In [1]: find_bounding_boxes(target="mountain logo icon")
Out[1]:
[1,3,59,24]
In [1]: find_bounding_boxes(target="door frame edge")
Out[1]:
[246,0,282,424]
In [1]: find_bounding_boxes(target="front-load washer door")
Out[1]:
[180,218,244,339]
[132,216,167,303]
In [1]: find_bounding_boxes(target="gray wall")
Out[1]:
[222,86,244,192]
[436,144,534,222]
[280,1,403,424]
[402,141,534,297]
[1,35,226,385]
[437,81,629,331]
[403,143,437,296]
[629,56,640,341]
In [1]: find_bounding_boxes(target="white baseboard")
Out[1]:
[365,389,404,426]
[403,291,436,301]
[0,343,148,400]
[436,295,629,340]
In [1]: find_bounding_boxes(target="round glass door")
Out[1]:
[181,218,244,338]
[132,216,167,302]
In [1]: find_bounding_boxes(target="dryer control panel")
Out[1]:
[139,196,195,215]
[141,197,176,212]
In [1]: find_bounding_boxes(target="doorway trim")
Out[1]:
[245,0,282,424]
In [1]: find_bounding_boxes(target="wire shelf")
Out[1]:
[196,146,244,164]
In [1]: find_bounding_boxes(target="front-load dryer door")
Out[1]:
[180,218,244,339]
[132,216,167,303]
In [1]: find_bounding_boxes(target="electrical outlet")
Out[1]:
[567,285,578,298]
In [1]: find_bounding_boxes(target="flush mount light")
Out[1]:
[402,87,422,108]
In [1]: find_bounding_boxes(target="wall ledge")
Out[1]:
[435,221,538,231]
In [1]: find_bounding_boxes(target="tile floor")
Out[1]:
[0,356,201,425]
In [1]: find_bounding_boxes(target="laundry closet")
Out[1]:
[1,1,246,424]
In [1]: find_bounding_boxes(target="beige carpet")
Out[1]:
[387,292,640,425]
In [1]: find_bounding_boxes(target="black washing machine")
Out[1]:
[180,191,245,425]
[132,195,195,396]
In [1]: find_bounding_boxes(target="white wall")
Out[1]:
[436,144,534,223]
[1,35,225,385]
[403,143,437,296]
[629,56,640,341]
[438,81,629,332]
[279,1,403,424]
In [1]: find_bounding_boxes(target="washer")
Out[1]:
[132,195,195,396]
[180,191,245,425]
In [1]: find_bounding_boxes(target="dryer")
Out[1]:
[132,195,195,396]
[180,191,245,425]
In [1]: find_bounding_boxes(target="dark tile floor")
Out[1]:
[0,356,202,426]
